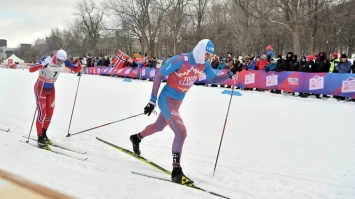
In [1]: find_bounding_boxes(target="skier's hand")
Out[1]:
[42,63,49,68]
[42,56,52,68]
[144,101,156,116]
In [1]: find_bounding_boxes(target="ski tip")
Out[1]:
[7,128,10,132]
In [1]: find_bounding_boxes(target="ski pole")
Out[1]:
[66,73,82,137]
[67,111,156,137]
[213,73,238,177]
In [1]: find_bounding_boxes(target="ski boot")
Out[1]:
[42,129,52,145]
[130,134,141,155]
[37,135,49,149]
[171,167,194,187]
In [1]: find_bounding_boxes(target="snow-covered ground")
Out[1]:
[0,68,354,199]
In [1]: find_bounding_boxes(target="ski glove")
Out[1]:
[144,101,156,116]
[43,63,49,68]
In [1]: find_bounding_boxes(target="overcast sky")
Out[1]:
[0,0,83,48]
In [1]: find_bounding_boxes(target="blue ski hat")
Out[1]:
[206,40,214,54]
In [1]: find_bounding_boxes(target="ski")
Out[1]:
[96,137,171,175]
[0,128,10,132]
[22,136,86,154]
[132,171,230,199]
[19,140,87,161]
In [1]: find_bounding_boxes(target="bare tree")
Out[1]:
[191,0,209,42]
[74,0,106,55]
[166,0,191,55]
[107,0,173,58]
[46,28,65,53]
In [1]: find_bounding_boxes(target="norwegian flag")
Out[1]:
[112,50,129,69]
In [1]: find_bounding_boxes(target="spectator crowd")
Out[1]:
[62,46,355,102]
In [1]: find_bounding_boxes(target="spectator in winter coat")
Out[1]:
[103,57,110,66]
[275,55,286,72]
[265,45,275,62]
[297,56,309,98]
[352,60,355,73]
[233,59,244,73]
[314,52,331,98]
[285,54,298,95]
[226,54,233,69]
[247,57,257,70]
[306,55,320,98]
[217,58,226,70]
[286,53,298,72]
[315,52,330,72]
[265,58,277,72]
[329,53,340,73]
[297,56,308,72]
[273,55,286,94]
[255,56,268,91]
[335,54,352,73]
[256,55,269,71]
[285,52,294,71]
[307,55,316,72]
[211,56,219,69]
[334,54,352,101]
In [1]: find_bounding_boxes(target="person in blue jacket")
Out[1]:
[217,57,226,70]
[335,54,352,73]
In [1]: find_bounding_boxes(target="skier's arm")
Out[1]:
[65,59,82,73]
[29,56,50,73]
[204,62,231,84]
[29,64,44,72]
[150,55,181,102]
[149,71,164,102]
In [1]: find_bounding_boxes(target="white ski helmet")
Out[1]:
[192,39,214,64]
[56,49,67,61]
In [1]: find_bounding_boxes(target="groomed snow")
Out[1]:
[0,69,354,199]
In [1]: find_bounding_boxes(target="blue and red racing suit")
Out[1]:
[29,56,81,136]
[139,52,230,163]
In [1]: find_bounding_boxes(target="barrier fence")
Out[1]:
[1,65,354,99]
[85,66,355,99]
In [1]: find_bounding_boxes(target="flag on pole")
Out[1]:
[112,50,129,69]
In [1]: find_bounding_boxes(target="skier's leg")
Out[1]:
[34,82,47,137]
[43,88,55,131]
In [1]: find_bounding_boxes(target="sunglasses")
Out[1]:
[57,58,65,63]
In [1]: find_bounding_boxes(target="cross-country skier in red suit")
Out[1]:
[130,39,234,186]
[29,49,81,148]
